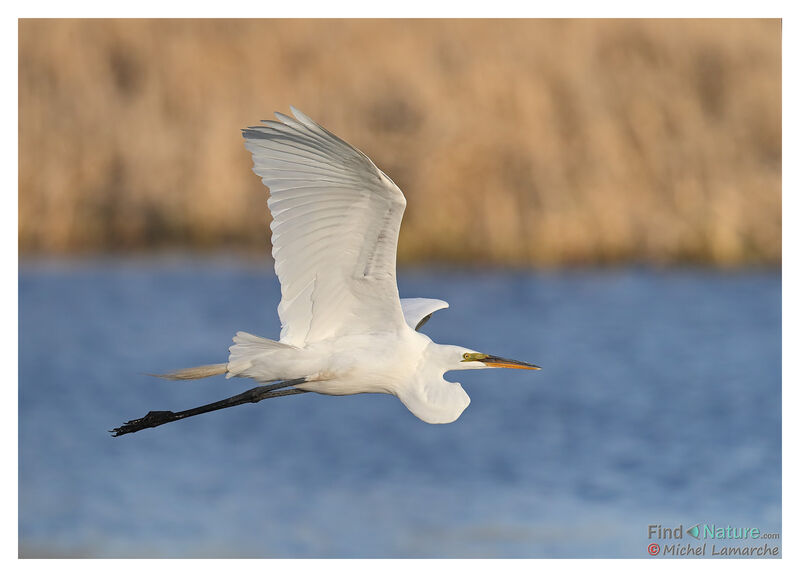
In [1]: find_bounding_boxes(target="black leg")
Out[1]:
[110,378,308,437]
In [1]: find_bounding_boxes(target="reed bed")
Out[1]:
[19,19,781,266]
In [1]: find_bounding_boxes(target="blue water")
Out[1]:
[18,256,781,558]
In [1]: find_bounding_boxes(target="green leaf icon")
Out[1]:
[687,525,700,539]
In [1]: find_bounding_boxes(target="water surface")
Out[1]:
[19,257,781,557]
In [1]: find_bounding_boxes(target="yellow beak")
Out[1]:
[480,355,541,370]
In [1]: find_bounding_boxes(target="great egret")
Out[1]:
[111,107,539,436]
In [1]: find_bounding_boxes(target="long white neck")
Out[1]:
[394,341,472,424]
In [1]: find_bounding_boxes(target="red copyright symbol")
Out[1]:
[648,543,660,556]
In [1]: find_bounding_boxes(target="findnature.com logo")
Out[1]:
[646,524,780,558]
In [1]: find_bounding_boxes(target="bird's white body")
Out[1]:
[228,328,471,424]
[161,108,538,425]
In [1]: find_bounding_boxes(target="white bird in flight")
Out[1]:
[112,107,539,436]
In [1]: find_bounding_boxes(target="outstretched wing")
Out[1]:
[400,298,449,331]
[242,107,408,346]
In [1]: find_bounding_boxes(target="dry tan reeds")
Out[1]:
[19,19,781,266]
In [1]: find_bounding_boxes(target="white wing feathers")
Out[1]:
[400,298,449,331]
[243,107,408,346]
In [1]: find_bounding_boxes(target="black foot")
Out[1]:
[110,410,176,437]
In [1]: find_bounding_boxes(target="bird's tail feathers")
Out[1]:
[150,363,228,381]
[227,331,297,379]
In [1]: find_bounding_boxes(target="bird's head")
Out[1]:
[459,351,541,371]
[438,345,540,372]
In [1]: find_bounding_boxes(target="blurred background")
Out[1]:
[19,19,781,558]
[20,19,780,265]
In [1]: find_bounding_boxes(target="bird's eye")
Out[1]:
[463,353,470,360]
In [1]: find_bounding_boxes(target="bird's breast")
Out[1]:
[298,330,428,396]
